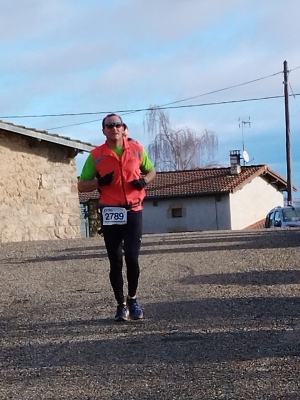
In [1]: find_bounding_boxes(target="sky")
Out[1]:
[1,0,300,198]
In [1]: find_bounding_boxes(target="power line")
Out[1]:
[104,64,300,121]
[46,117,104,131]
[1,67,300,131]
[290,64,300,72]
[49,65,300,128]
[0,111,107,119]
[1,93,299,123]
[0,70,286,121]
[118,71,286,119]
[289,82,300,115]
[45,93,300,130]
[157,70,284,107]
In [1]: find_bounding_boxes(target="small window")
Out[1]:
[265,212,273,228]
[274,211,281,223]
[171,208,183,218]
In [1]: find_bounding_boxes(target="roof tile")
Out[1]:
[146,165,288,197]
[78,165,290,202]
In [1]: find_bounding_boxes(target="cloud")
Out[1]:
[1,0,300,190]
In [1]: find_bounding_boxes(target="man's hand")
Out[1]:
[130,177,148,190]
[97,171,114,187]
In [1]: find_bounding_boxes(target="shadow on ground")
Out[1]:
[2,297,300,373]
[181,269,300,285]
[3,229,300,265]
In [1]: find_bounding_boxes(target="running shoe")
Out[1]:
[127,298,143,320]
[115,304,129,321]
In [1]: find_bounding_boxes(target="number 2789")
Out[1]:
[104,212,124,221]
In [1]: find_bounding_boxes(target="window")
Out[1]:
[282,207,300,221]
[274,211,281,223]
[171,208,183,218]
[266,211,274,228]
[273,211,282,227]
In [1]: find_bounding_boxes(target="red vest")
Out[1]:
[91,139,146,211]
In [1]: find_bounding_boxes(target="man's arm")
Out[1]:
[78,178,98,193]
[144,169,156,184]
[141,149,156,184]
[77,154,98,192]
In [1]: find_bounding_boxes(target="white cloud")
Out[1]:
[1,0,300,188]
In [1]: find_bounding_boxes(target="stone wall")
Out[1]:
[0,130,81,243]
[88,199,101,237]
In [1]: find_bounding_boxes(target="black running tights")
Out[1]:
[102,210,143,305]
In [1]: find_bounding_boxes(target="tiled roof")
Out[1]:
[0,120,96,152]
[244,218,266,229]
[78,190,99,202]
[146,165,290,198]
[77,164,292,202]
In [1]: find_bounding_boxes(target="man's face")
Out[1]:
[103,115,125,140]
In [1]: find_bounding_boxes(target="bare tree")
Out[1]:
[144,106,218,171]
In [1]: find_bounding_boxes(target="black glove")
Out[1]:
[131,177,148,190]
[96,171,114,187]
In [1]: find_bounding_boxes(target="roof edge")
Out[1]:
[0,120,95,152]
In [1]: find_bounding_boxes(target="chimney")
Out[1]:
[230,150,241,175]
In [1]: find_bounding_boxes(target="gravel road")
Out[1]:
[1,229,300,399]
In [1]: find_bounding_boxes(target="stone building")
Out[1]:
[0,120,94,243]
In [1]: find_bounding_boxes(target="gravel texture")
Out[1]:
[0,229,300,399]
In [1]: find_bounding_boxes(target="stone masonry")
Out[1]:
[88,199,102,237]
[0,129,81,243]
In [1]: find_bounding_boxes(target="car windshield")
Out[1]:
[282,207,300,222]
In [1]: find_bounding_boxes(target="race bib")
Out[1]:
[102,207,127,225]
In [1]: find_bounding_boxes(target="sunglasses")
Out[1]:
[105,122,124,129]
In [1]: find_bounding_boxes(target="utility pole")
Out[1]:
[283,60,293,205]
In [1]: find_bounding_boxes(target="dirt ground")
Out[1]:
[0,229,300,399]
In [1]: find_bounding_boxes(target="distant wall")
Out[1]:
[229,175,284,230]
[0,130,81,243]
[143,194,231,234]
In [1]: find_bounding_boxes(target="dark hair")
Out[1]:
[102,113,124,128]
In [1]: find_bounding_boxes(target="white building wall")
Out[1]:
[143,195,231,234]
[229,176,284,230]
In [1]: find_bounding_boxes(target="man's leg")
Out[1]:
[102,225,125,305]
[123,210,143,297]
[123,211,143,319]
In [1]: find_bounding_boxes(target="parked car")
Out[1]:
[265,205,300,228]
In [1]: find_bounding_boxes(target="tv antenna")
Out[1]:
[238,117,252,165]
